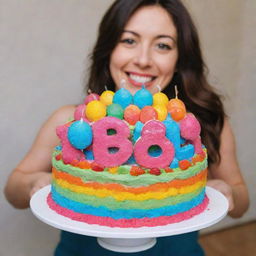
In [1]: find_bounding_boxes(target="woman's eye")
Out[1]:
[157,43,172,50]
[120,38,136,45]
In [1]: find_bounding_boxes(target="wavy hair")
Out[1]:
[85,0,226,165]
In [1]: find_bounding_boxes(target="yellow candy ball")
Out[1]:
[153,104,168,121]
[100,90,115,106]
[153,92,169,106]
[85,100,106,121]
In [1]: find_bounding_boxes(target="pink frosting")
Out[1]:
[92,117,133,167]
[180,113,203,154]
[56,125,85,164]
[47,193,209,228]
[134,121,174,168]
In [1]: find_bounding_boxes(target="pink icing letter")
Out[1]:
[179,113,203,154]
[92,117,133,167]
[134,120,174,168]
[56,123,85,164]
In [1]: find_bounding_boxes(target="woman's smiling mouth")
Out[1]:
[126,72,157,87]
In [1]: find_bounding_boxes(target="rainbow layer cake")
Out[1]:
[48,86,209,228]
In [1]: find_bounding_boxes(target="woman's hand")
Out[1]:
[29,172,52,198]
[207,179,234,212]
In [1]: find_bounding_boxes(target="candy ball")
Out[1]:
[153,92,169,106]
[167,98,186,110]
[85,100,106,121]
[124,104,141,125]
[153,104,168,121]
[68,120,92,150]
[140,106,158,123]
[107,103,124,119]
[100,90,114,106]
[134,87,153,109]
[84,93,100,105]
[167,99,186,121]
[74,104,89,122]
[113,88,133,108]
[169,107,186,121]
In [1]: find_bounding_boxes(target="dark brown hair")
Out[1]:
[85,0,225,165]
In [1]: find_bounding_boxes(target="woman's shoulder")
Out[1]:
[38,105,77,136]
[50,105,77,123]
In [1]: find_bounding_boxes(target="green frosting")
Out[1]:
[52,150,207,187]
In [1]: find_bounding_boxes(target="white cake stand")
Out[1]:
[30,185,228,253]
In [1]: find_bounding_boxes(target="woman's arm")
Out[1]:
[4,105,76,209]
[208,119,249,218]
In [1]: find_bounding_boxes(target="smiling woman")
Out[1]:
[110,5,178,94]
[4,0,249,256]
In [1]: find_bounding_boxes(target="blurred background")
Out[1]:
[1,0,255,255]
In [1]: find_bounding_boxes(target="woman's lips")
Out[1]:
[126,72,156,87]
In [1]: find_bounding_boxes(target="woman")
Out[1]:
[5,0,249,255]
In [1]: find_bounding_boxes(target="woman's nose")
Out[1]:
[133,45,152,68]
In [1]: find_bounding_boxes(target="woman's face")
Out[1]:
[110,5,178,95]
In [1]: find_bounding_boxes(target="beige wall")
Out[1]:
[1,1,255,255]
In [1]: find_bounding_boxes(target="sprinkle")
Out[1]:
[179,160,192,170]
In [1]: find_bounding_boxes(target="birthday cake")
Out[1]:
[47,86,209,228]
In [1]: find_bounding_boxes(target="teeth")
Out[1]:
[129,74,153,83]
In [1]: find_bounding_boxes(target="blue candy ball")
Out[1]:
[113,88,133,109]
[133,87,153,109]
[68,121,92,150]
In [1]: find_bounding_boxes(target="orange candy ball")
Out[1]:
[167,99,186,121]
[124,105,141,125]
[140,106,158,123]
[167,98,186,109]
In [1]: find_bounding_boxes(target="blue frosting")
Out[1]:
[55,145,62,151]
[52,187,205,219]
[125,154,136,164]
[163,115,194,160]
[84,149,94,160]
[133,121,143,142]
[170,158,179,168]
[163,115,181,149]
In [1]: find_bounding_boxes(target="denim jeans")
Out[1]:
[54,231,205,256]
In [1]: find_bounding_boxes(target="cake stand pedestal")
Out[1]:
[30,186,228,253]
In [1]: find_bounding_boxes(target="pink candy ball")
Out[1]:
[74,104,89,122]
[84,93,100,105]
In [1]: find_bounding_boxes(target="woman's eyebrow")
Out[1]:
[123,30,176,43]
[156,35,176,44]
[123,30,140,37]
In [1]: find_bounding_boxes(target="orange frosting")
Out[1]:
[52,168,207,194]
